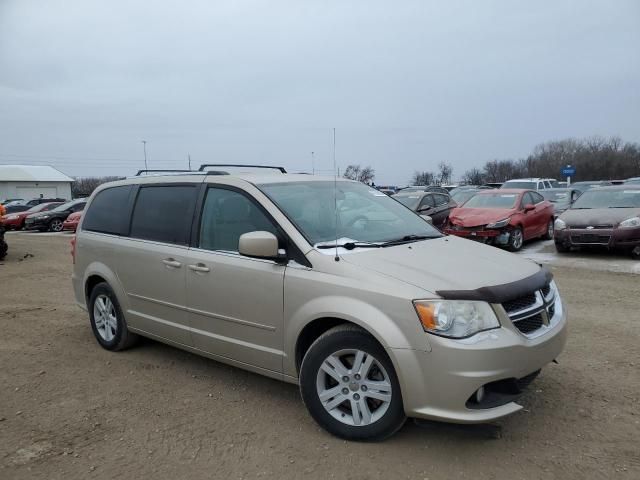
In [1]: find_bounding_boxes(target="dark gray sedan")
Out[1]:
[392,191,457,228]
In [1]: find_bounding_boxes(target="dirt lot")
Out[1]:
[1,234,639,480]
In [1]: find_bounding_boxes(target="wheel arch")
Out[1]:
[287,296,422,378]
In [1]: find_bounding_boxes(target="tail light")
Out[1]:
[70,235,76,264]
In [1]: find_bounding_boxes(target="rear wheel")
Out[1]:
[507,226,524,251]
[299,325,405,441]
[88,282,139,351]
[49,218,63,232]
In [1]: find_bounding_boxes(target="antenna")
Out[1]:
[333,128,339,262]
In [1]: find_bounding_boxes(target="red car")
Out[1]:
[444,189,555,251]
[0,202,64,230]
[62,211,82,232]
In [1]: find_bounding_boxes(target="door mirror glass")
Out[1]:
[239,231,282,261]
[524,203,535,212]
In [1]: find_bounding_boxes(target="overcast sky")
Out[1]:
[0,0,638,184]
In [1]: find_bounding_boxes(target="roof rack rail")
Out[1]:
[135,169,194,176]
[198,164,287,174]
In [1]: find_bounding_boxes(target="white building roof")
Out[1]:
[0,165,73,182]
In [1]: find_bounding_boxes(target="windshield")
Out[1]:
[541,190,571,206]
[51,200,82,212]
[571,189,640,209]
[393,195,421,210]
[258,181,441,245]
[451,190,478,205]
[463,193,518,209]
[503,181,536,189]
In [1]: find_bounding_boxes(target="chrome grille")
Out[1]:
[570,234,611,245]
[513,313,544,334]
[502,282,556,336]
[503,293,537,314]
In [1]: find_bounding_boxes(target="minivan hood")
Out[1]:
[341,235,541,296]
[560,207,640,226]
[448,207,516,227]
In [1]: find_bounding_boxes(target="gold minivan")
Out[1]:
[72,166,567,440]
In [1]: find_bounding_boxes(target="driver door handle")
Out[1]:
[188,263,210,273]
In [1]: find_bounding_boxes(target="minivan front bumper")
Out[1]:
[392,298,568,423]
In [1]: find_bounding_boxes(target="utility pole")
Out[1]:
[311,151,315,175]
[141,140,148,170]
[188,154,191,170]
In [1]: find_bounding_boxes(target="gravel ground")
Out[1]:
[1,234,639,480]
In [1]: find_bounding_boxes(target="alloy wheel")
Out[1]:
[512,228,523,249]
[50,219,63,232]
[315,349,392,427]
[93,294,118,342]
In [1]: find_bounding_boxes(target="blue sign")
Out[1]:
[562,166,576,176]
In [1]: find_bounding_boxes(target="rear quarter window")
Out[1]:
[130,185,197,245]
[82,186,133,235]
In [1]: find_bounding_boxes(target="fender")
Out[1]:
[82,262,131,322]
[283,295,430,377]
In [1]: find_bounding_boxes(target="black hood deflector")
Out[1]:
[436,266,552,304]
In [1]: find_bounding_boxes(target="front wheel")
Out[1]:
[49,218,63,232]
[544,219,554,240]
[299,325,405,441]
[507,226,524,251]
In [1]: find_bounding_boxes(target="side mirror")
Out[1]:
[239,231,285,262]
[524,204,535,212]
[420,215,433,224]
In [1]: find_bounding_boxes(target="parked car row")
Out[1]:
[1,199,85,232]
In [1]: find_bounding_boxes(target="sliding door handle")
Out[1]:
[188,263,210,273]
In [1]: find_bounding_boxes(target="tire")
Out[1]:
[88,282,139,351]
[299,324,405,441]
[507,226,524,252]
[555,242,571,253]
[0,240,7,260]
[543,218,554,240]
[49,218,63,232]
[631,247,640,261]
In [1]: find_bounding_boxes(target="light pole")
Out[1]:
[141,140,148,170]
[311,151,315,175]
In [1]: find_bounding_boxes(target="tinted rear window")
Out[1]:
[83,186,133,235]
[130,185,197,245]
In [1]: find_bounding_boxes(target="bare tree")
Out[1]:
[462,168,485,185]
[71,176,123,198]
[343,164,375,183]
[411,171,435,185]
[437,162,453,185]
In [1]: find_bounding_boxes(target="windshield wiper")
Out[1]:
[380,234,439,247]
[316,241,382,250]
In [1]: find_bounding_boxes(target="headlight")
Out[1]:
[413,300,500,339]
[554,218,567,230]
[486,218,510,229]
[40,215,50,219]
[7,215,19,220]
[619,217,640,228]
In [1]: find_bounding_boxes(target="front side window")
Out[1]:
[433,194,449,206]
[130,185,197,245]
[531,192,544,204]
[418,195,435,210]
[258,181,441,246]
[83,186,132,235]
[199,187,278,252]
